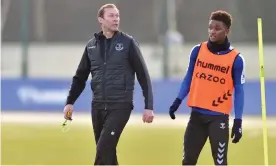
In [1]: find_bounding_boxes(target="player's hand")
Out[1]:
[142,109,154,123]
[169,98,182,120]
[63,104,74,120]
[231,119,242,143]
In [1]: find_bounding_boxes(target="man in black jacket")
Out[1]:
[63,3,154,165]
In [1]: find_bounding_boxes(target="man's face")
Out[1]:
[208,20,229,43]
[98,7,120,32]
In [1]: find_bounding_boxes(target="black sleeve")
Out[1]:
[66,46,91,105]
[129,39,153,110]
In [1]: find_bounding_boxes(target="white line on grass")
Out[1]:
[1,111,276,129]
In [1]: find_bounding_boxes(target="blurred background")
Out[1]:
[1,0,275,114]
[1,0,276,165]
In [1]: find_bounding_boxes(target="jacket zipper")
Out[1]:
[103,42,107,110]
[125,74,127,92]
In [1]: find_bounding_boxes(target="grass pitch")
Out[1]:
[1,112,276,165]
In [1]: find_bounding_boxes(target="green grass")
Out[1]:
[1,123,276,165]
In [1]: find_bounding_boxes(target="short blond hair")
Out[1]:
[98,4,117,18]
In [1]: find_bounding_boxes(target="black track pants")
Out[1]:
[91,108,131,165]
[182,111,229,165]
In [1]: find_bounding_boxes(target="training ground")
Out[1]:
[1,111,276,165]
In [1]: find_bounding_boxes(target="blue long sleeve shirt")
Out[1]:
[177,42,245,119]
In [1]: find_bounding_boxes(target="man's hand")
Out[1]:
[63,104,74,120]
[231,119,242,143]
[142,109,154,123]
[169,98,182,119]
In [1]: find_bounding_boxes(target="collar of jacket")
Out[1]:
[94,30,120,41]
[207,36,230,53]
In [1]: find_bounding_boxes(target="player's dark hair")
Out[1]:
[210,10,232,29]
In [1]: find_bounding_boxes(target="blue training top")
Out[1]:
[177,38,245,119]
